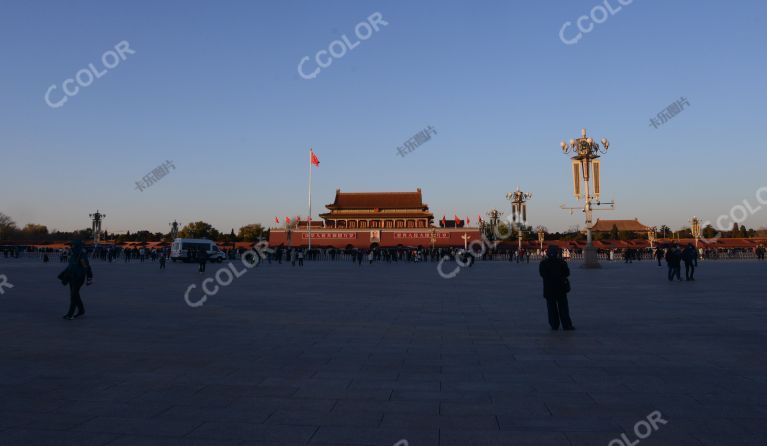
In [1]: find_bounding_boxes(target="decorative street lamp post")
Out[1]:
[647,226,657,249]
[506,187,532,252]
[690,216,702,248]
[430,227,437,250]
[169,220,180,240]
[560,128,615,268]
[89,210,105,247]
[536,226,546,253]
[461,233,470,250]
[485,209,503,241]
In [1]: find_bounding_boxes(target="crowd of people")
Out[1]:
[2,240,765,329]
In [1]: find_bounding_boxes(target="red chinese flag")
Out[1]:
[275,217,279,224]
[466,216,470,225]
[310,149,320,167]
[454,215,460,225]
[286,216,291,224]
[478,214,482,223]
[441,216,446,226]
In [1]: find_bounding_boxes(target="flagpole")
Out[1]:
[308,149,312,250]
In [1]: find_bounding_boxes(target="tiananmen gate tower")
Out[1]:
[268,189,481,249]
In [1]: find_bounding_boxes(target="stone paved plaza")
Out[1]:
[1,257,766,446]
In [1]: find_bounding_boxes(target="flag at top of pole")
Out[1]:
[308,148,320,249]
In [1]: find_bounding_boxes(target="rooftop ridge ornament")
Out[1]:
[559,128,615,268]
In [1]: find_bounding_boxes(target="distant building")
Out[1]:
[270,189,478,249]
[319,189,434,229]
[590,218,651,234]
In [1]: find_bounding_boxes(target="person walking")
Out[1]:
[58,240,93,320]
[539,246,574,331]
[297,249,304,267]
[655,247,664,266]
[159,254,166,270]
[682,243,698,281]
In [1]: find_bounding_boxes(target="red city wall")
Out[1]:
[268,228,482,249]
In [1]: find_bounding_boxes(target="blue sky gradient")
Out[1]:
[1,0,765,233]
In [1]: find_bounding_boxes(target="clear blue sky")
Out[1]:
[1,0,765,234]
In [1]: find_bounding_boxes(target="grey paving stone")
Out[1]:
[310,426,435,446]
[74,416,201,436]
[0,428,119,446]
[187,422,317,442]
[2,259,766,445]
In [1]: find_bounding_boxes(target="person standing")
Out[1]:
[682,243,698,281]
[539,246,574,331]
[159,254,166,270]
[655,247,664,266]
[197,248,207,273]
[666,244,682,281]
[58,240,92,320]
[297,249,304,267]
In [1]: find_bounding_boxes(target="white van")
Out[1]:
[170,238,226,263]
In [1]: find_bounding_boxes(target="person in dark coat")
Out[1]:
[59,240,93,320]
[197,248,207,272]
[655,247,664,266]
[539,246,574,331]
[682,243,698,281]
[666,244,682,281]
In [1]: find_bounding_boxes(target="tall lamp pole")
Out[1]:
[560,128,615,268]
[506,187,532,252]
[536,226,546,253]
[89,210,105,247]
[648,226,657,249]
[485,209,503,241]
[169,220,180,240]
[690,217,702,248]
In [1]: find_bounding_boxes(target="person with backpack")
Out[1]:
[539,246,574,331]
[58,240,93,320]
